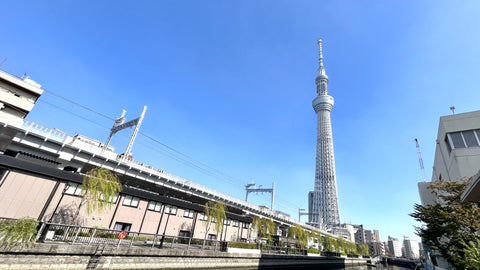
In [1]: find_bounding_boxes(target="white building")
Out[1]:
[403,236,420,260]
[387,236,402,257]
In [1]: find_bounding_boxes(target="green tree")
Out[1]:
[0,218,38,248]
[410,177,480,269]
[346,241,357,255]
[252,217,275,243]
[74,167,122,223]
[202,201,226,249]
[336,237,348,254]
[323,235,336,252]
[310,230,321,249]
[357,244,369,256]
[287,225,308,249]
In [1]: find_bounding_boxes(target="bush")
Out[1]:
[228,241,257,249]
[134,235,155,242]
[307,248,320,254]
[0,218,38,248]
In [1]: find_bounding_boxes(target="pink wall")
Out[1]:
[0,170,251,242]
[0,170,56,220]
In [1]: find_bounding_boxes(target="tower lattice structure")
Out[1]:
[309,39,340,229]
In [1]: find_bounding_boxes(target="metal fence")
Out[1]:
[0,219,319,256]
[37,222,229,251]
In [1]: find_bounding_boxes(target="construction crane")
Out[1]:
[415,138,427,182]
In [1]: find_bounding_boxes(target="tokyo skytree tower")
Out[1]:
[308,39,340,229]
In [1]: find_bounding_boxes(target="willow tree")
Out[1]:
[322,235,336,252]
[357,244,369,256]
[252,217,275,243]
[73,167,122,223]
[287,225,308,249]
[202,201,226,249]
[310,230,321,249]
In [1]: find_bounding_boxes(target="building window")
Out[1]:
[123,195,140,208]
[100,193,119,204]
[184,209,194,218]
[232,220,239,227]
[223,219,231,225]
[148,201,162,212]
[113,222,131,232]
[64,182,83,196]
[198,213,208,221]
[208,234,217,240]
[463,130,479,147]
[165,205,177,215]
[243,222,250,229]
[179,230,191,238]
[450,132,466,149]
[446,129,480,152]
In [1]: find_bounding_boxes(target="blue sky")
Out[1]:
[2,1,480,242]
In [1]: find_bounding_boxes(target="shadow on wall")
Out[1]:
[47,203,85,226]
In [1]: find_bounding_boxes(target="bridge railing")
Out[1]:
[37,222,228,251]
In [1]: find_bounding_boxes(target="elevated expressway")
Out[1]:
[0,113,334,239]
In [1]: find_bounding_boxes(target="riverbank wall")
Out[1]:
[0,243,367,269]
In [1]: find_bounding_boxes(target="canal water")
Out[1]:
[212,265,413,270]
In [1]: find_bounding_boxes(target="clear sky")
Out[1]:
[2,0,480,242]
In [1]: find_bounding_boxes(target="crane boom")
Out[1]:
[415,138,427,182]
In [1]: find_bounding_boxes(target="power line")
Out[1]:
[36,91,306,214]
[43,90,115,121]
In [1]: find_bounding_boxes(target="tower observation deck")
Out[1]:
[308,39,340,229]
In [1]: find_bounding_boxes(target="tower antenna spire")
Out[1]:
[318,39,324,68]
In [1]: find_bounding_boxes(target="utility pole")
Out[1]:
[103,106,147,160]
[245,181,275,210]
[298,208,309,222]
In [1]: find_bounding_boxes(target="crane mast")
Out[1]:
[415,138,427,182]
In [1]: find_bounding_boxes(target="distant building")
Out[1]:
[368,241,385,256]
[366,229,383,256]
[354,225,365,245]
[388,236,402,257]
[403,236,420,259]
[373,230,380,243]
[383,241,390,254]
[343,224,355,242]
[365,230,373,243]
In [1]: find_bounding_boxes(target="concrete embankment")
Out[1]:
[0,243,367,269]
